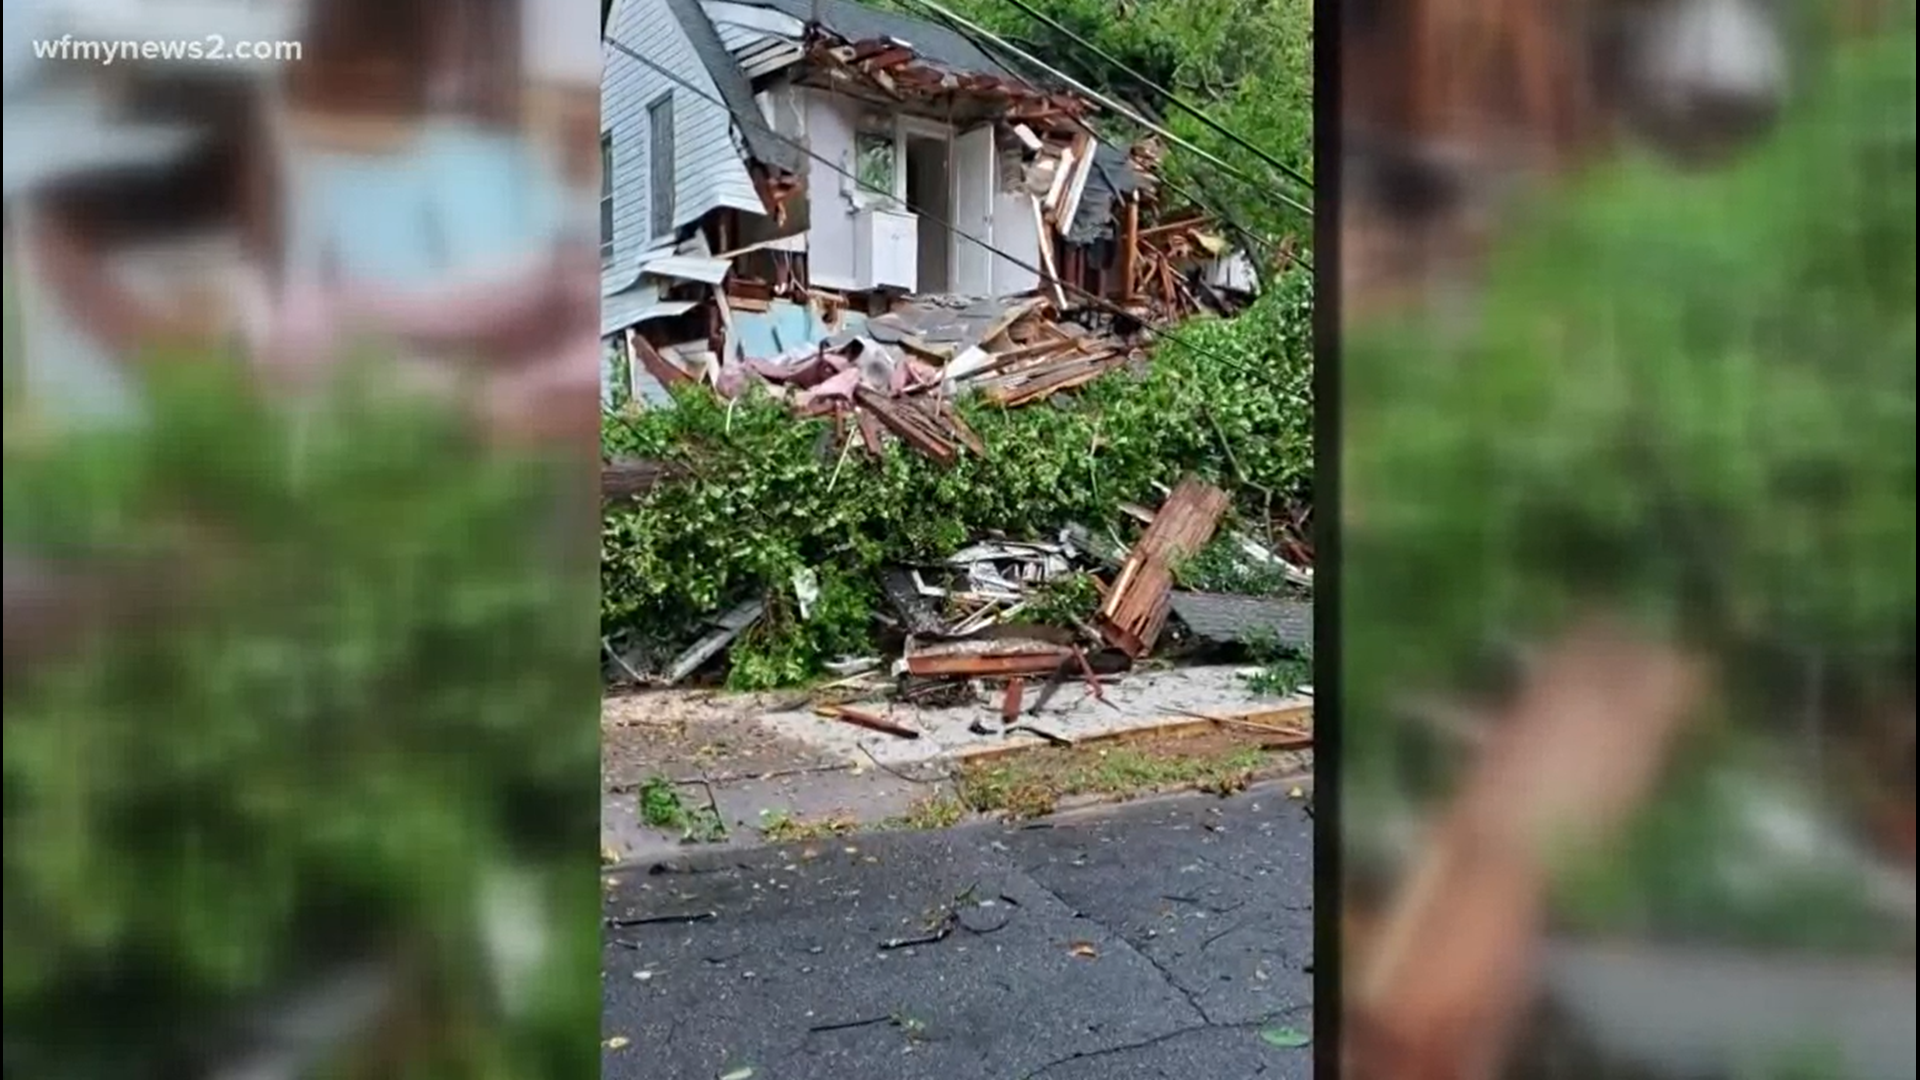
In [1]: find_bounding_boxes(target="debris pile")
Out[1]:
[600,11,1308,713]
[802,34,1093,137]
[613,292,1145,469]
[615,476,1315,743]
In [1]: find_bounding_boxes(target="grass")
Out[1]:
[887,793,971,830]
[752,794,971,841]
[757,808,858,842]
[636,728,1310,846]
[952,731,1302,820]
[1242,630,1313,697]
[636,776,727,843]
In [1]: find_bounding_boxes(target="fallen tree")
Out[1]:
[601,269,1314,689]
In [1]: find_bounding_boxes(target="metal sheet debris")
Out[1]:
[640,252,734,285]
[665,600,767,684]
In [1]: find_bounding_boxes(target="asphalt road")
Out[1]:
[602,787,1314,1080]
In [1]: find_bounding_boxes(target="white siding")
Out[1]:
[802,88,862,290]
[991,185,1041,295]
[801,89,1045,296]
[602,0,762,296]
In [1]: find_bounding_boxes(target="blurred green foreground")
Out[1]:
[3,351,602,1077]
[1345,13,1915,960]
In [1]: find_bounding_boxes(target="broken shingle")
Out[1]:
[1167,592,1313,652]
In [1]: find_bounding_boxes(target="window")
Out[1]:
[648,95,675,240]
[854,129,898,201]
[600,133,614,266]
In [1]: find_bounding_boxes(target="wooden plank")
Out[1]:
[1031,197,1068,307]
[1043,147,1078,212]
[1056,132,1100,237]
[627,329,692,388]
[815,703,921,739]
[954,702,1315,762]
[854,387,956,463]
[1116,196,1140,304]
[1096,477,1232,656]
[904,648,1073,678]
[601,457,690,501]
[1138,215,1211,239]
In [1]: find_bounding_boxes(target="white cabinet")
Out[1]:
[853,205,918,292]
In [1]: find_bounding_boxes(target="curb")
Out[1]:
[602,771,1315,878]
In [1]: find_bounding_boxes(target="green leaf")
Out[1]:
[1259,1026,1311,1048]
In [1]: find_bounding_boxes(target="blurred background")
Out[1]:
[1340,1,1915,1079]
[5,0,604,1076]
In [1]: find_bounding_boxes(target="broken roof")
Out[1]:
[1067,142,1147,244]
[661,0,805,174]
[729,0,1018,79]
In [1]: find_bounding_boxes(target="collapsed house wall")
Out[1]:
[595,0,1260,410]
[796,87,1044,296]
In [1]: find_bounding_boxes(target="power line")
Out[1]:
[901,0,1307,270]
[990,0,1315,194]
[891,0,1312,221]
[602,36,1295,390]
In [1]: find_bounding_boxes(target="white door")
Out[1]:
[950,124,995,296]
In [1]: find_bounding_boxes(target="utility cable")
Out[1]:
[991,0,1315,194]
[903,0,1307,270]
[603,36,1298,390]
[891,0,1312,221]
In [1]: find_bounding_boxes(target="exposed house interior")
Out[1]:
[904,133,951,295]
[598,0,1270,419]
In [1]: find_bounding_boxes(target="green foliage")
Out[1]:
[603,269,1313,687]
[1342,30,1916,944]
[1025,571,1103,628]
[1175,535,1299,596]
[1553,728,1899,954]
[1242,629,1311,697]
[4,361,601,1077]
[637,776,727,842]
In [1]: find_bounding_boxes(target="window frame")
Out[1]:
[600,131,615,266]
[647,93,676,243]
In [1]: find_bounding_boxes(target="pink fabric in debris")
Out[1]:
[712,357,752,400]
[906,359,942,388]
[794,365,863,406]
[747,351,842,389]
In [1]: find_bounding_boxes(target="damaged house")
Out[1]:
[600,0,1254,410]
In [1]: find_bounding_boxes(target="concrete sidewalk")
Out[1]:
[602,787,1315,1080]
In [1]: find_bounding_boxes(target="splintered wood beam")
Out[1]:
[1096,476,1231,656]
[1032,197,1069,308]
[904,649,1074,678]
[602,457,692,501]
[1117,196,1140,303]
[628,329,692,387]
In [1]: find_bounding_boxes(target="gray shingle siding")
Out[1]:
[662,0,802,173]
[601,0,762,297]
[728,0,1016,77]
